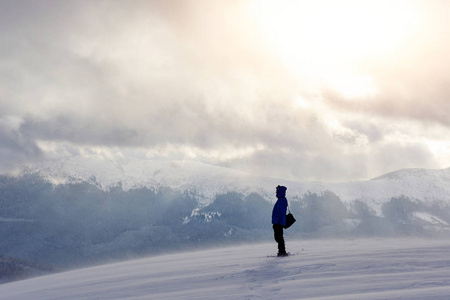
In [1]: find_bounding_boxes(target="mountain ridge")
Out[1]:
[18,156,450,209]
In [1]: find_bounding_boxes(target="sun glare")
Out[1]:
[252,0,421,99]
[325,74,379,99]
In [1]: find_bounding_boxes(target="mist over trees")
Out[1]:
[1,174,450,282]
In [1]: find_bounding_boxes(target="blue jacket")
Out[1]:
[272,197,288,226]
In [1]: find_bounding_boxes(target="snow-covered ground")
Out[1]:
[2,238,450,299]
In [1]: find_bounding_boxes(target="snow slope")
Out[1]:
[23,156,450,208]
[2,239,450,299]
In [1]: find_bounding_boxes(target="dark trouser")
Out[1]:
[273,224,286,254]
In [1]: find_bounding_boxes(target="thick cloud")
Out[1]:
[0,0,449,180]
[0,116,42,172]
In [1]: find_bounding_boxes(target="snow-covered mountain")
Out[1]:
[23,156,450,209]
[2,156,450,284]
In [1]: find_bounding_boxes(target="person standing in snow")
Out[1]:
[272,185,288,256]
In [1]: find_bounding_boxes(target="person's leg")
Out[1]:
[273,224,286,255]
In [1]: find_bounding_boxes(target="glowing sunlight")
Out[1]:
[252,0,421,98]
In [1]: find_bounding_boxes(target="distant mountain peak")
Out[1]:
[17,156,450,208]
[371,167,450,181]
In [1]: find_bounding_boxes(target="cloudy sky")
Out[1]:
[1,0,450,182]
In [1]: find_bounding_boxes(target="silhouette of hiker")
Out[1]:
[272,185,288,256]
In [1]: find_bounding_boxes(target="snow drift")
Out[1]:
[2,239,450,300]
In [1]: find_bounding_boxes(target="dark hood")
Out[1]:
[276,185,287,198]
